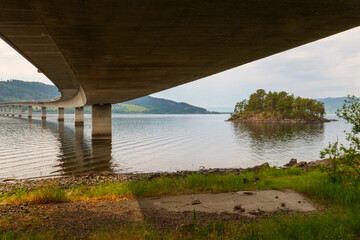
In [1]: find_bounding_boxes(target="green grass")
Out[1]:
[88,212,360,240]
[1,167,359,239]
[1,167,359,207]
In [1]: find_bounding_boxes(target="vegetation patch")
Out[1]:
[229,89,329,122]
[1,166,359,239]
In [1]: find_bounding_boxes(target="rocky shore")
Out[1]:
[227,118,337,123]
[0,159,330,194]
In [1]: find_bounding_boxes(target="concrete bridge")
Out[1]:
[0,1,360,139]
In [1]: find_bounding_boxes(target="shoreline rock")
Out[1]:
[227,118,338,123]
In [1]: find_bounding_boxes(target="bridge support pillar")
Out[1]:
[41,107,46,119]
[11,105,14,117]
[91,104,111,140]
[28,106,32,118]
[58,107,64,121]
[75,107,84,126]
[18,105,22,118]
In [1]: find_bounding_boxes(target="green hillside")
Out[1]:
[120,96,212,114]
[0,80,214,114]
[0,80,59,102]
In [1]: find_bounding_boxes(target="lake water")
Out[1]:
[0,114,350,179]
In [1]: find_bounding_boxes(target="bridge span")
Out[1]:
[0,1,360,139]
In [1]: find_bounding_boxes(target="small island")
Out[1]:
[228,89,334,123]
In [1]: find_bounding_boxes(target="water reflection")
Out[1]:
[232,122,325,143]
[50,121,113,175]
[41,119,46,129]
[0,114,348,179]
[231,122,326,164]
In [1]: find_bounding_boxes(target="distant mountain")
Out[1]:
[0,80,215,114]
[116,96,215,114]
[0,79,59,102]
[316,97,351,114]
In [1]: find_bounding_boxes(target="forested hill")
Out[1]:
[0,80,214,114]
[0,80,59,102]
[119,96,211,114]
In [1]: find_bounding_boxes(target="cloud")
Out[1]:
[0,39,51,84]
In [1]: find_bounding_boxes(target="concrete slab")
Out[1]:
[147,190,317,217]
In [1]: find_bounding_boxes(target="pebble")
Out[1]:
[191,200,201,205]
[234,204,245,212]
[243,191,255,195]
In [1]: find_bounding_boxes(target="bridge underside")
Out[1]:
[0,1,360,106]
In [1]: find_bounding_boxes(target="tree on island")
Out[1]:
[230,89,326,121]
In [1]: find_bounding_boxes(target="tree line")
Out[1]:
[233,89,325,119]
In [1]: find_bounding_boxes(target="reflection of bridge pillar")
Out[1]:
[75,107,84,126]
[0,106,2,116]
[91,139,112,171]
[75,124,85,161]
[41,107,46,120]
[28,106,32,118]
[58,107,64,121]
[92,104,112,140]
[58,120,64,138]
[11,105,14,117]
[6,106,9,117]
[18,105,22,118]
[41,118,46,128]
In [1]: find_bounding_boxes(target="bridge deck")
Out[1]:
[0,1,359,107]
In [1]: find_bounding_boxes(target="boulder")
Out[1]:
[296,161,308,168]
[284,158,297,167]
[234,204,246,212]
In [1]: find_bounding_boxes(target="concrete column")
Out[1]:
[41,107,46,119]
[18,105,22,118]
[58,107,64,121]
[28,106,32,118]
[91,104,112,140]
[11,105,14,117]
[75,107,84,126]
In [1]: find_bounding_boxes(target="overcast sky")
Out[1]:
[1,26,360,109]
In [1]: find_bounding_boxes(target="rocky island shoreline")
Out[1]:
[227,116,337,123]
[228,89,337,123]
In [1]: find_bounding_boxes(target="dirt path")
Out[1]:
[1,189,320,239]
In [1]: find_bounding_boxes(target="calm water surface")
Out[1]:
[0,114,350,179]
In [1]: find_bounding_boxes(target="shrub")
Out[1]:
[320,95,360,184]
